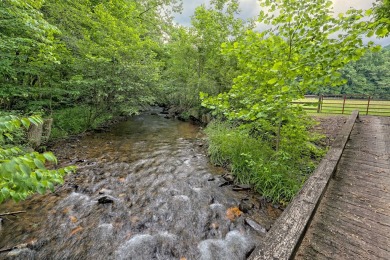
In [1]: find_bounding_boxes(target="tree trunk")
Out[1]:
[27,122,43,148]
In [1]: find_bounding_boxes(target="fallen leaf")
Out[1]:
[226,207,242,221]
[69,216,77,223]
[119,177,126,183]
[70,226,83,236]
[62,207,71,214]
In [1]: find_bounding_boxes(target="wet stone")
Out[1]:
[222,174,235,182]
[219,181,231,187]
[245,218,267,235]
[98,188,113,195]
[232,184,252,191]
[239,201,254,213]
[98,196,114,204]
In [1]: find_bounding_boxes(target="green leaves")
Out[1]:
[0,115,76,203]
[200,0,378,203]
[271,61,283,71]
[375,27,389,37]
[2,0,180,134]
[267,78,278,85]
[373,0,390,37]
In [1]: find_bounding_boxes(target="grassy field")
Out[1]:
[294,98,390,116]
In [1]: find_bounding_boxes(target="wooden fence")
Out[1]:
[293,95,390,116]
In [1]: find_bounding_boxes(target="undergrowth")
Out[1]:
[51,106,112,139]
[205,120,325,205]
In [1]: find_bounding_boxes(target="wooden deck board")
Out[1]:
[296,116,390,260]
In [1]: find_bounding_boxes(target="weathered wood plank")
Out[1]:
[304,232,372,260]
[321,206,390,243]
[303,228,383,260]
[330,179,390,201]
[330,190,390,209]
[296,116,390,260]
[248,111,359,260]
[309,221,390,259]
[339,157,390,169]
[334,167,390,182]
[329,196,390,219]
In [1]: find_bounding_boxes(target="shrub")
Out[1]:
[51,105,112,139]
[0,115,75,203]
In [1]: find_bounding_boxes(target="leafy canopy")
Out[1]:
[374,0,390,36]
[201,0,379,203]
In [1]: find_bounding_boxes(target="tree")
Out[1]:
[203,0,377,148]
[1,0,183,136]
[201,0,378,203]
[0,0,62,111]
[320,49,390,99]
[160,0,250,109]
[0,115,75,203]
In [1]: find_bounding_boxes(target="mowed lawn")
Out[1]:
[294,98,390,116]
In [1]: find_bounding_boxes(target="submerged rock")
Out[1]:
[97,196,114,204]
[245,218,267,235]
[98,188,113,195]
[239,201,254,213]
[222,174,234,182]
[198,230,255,260]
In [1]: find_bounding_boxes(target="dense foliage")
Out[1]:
[160,0,250,111]
[374,0,390,35]
[201,0,379,203]
[1,0,181,137]
[1,0,388,203]
[0,115,75,203]
[320,48,390,99]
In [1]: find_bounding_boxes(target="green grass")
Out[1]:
[294,98,390,116]
[205,120,324,205]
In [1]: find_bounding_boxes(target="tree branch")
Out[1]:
[138,3,164,17]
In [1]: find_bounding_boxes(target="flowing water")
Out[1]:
[0,110,281,260]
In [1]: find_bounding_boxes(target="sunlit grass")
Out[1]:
[294,98,390,116]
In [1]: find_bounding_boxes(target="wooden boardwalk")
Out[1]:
[295,116,390,259]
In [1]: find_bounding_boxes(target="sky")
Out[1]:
[174,0,390,46]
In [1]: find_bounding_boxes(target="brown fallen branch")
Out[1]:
[0,211,26,217]
[0,246,16,254]
[0,239,37,254]
[0,243,28,254]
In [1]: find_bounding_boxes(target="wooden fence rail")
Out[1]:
[293,95,390,116]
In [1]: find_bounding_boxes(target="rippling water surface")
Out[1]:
[0,111,281,260]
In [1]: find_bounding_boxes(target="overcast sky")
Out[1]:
[174,0,390,46]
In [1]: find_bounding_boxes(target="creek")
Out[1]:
[0,109,281,260]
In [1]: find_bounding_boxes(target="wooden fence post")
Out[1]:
[342,94,346,114]
[317,95,322,113]
[366,96,371,115]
